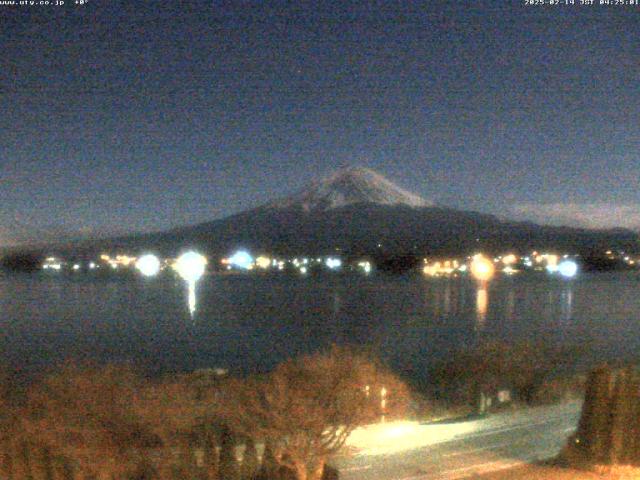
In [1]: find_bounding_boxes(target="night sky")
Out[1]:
[1,0,639,246]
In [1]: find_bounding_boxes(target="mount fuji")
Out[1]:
[46,167,640,259]
[266,167,431,212]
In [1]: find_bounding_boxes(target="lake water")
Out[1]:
[1,271,640,381]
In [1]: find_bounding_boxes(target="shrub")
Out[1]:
[217,345,410,480]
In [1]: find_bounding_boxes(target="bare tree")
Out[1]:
[218,426,239,480]
[571,365,640,466]
[430,340,582,410]
[21,364,159,480]
[132,372,220,480]
[240,437,258,480]
[0,372,16,480]
[218,346,410,480]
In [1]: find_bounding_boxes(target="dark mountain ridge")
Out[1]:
[7,167,639,259]
[53,203,639,260]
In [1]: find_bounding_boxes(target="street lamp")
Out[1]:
[136,254,161,277]
[470,255,495,282]
[558,260,578,278]
[175,251,207,283]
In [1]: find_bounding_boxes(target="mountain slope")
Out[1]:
[48,167,640,258]
[95,204,638,259]
[266,166,431,211]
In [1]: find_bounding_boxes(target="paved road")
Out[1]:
[334,401,582,480]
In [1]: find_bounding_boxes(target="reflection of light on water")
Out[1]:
[476,285,488,329]
[174,251,207,319]
[546,291,554,318]
[187,280,197,318]
[561,287,574,324]
[433,287,440,317]
[332,291,341,317]
[443,282,451,315]
[505,290,515,322]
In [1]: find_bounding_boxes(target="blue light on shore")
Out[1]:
[558,260,578,278]
[229,250,254,270]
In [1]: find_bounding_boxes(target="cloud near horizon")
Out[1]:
[509,203,640,231]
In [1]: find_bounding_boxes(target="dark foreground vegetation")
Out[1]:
[564,365,640,468]
[426,341,585,417]
[0,342,585,480]
[0,252,43,272]
[479,364,640,480]
[0,347,410,480]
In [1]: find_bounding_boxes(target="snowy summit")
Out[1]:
[268,167,431,212]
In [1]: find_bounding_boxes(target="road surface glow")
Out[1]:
[338,402,582,480]
[346,421,478,457]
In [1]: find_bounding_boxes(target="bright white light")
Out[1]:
[175,251,207,282]
[229,250,253,270]
[546,264,559,274]
[89,262,96,270]
[558,260,578,278]
[358,261,372,274]
[326,257,342,269]
[136,254,161,277]
[300,266,308,274]
[72,264,80,271]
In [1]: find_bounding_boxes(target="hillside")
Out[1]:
[45,167,637,258]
